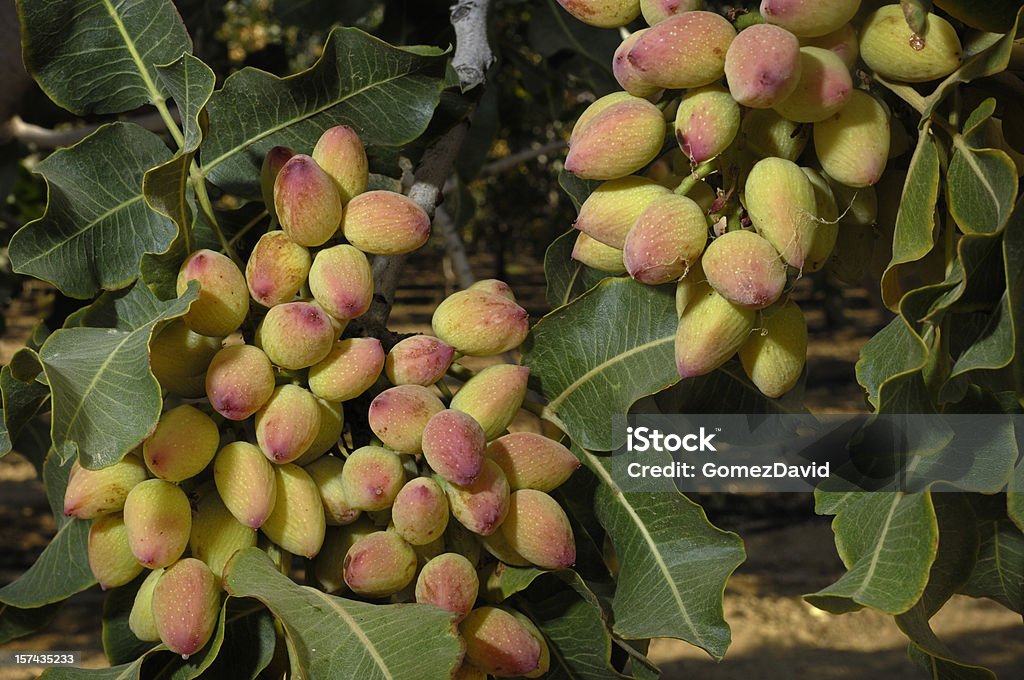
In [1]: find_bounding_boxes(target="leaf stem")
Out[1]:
[673,161,716,196]
[229,210,270,247]
[190,166,242,266]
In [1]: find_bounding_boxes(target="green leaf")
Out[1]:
[41,660,145,680]
[198,600,277,680]
[1,364,50,459]
[479,564,545,604]
[654,361,806,416]
[0,519,94,607]
[38,282,198,468]
[960,520,1024,613]
[1004,196,1024,409]
[933,0,1024,34]
[102,576,157,666]
[0,602,61,645]
[200,27,446,198]
[947,292,1015,382]
[529,0,620,95]
[17,0,191,115]
[856,317,930,410]
[544,229,617,309]
[9,123,177,298]
[558,170,602,212]
[524,278,678,452]
[223,548,464,679]
[947,138,1019,234]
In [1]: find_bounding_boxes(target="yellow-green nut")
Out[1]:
[213,441,277,529]
[176,249,249,337]
[151,558,222,658]
[255,384,322,464]
[260,146,295,223]
[274,154,343,247]
[702,230,787,310]
[772,47,852,123]
[800,167,840,273]
[340,445,407,512]
[297,398,345,465]
[258,300,337,370]
[571,233,627,273]
[143,404,219,482]
[305,455,361,526]
[725,24,802,108]
[205,344,275,421]
[814,89,891,188]
[675,259,705,318]
[575,176,670,249]
[189,484,257,579]
[385,335,456,386]
[739,301,808,398]
[128,567,164,642]
[432,289,530,357]
[555,0,641,28]
[441,459,511,536]
[245,230,311,308]
[624,12,737,89]
[501,489,576,570]
[367,385,445,454]
[486,432,580,492]
[392,477,450,545]
[760,0,859,37]
[481,529,531,567]
[415,553,479,623]
[422,409,487,486]
[308,244,373,321]
[123,479,192,569]
[613,30,664,100]
[313,518,375,593]
[675,285,755,379]
[468,279,517,301]
[802,23,859,69]
[308,338,385,402]
[675,85,740,163]
[341,190,431,255]
[461,607,543,677]
[343,531,418,598]
[623,193,708,286]
[149,320,222,398]
[744,157,820,268]
[262,463,327,558]
[640,0,703,25]
[742,108,809,162]
[63,453,147,519]
[565,94,666,180]
[450,364,531,441]
[860,6,962,83]
[312,125,369,204]
[88,512,144,590]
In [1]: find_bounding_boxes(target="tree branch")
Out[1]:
[436,205,476,289]
[480,139,567,176]
[0,110,178,149]
[450,0,495,91]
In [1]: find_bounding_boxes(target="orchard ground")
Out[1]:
[2,251,1021,679]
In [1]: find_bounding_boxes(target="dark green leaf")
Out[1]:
[544,229,617,309]
[0,364,50,459]
[529,0,620,95]
[0,519,94,607]
[479,563,545,604]
[0,601,61,645]
[947,139,1018,234]
[198,600,276,680]
[41,660,145,679]
[856,317,930,410]
[960,520,1024,613]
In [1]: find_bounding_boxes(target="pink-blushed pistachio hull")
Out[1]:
[814,89,891,188]
[143,404,219,482]
[313,518,375,593]
[88,512,144,589]
[274,154,343,247]
[624,12,737,89]
[415,553,479,622]
[802,23,859,69]
[800,167,840,272]
[297,398,346,465]
[151,558,221,658]
[500,489,576,570]
[340,445,406,512]
[205,344,275,421]
[741,108,809,161]
[481,529,532,567]
[213,441,277,529]
[308,244,373,321]
[392,477,450,545]
[772,47,852,123]
[245,230,311,308]
[261,146,295,223]
[258,301,337,370]
[612,30,664,99]
[123,479,192,569]
[343,531,418,597]
[565,94,666,180]
[640,0,703,24]
[64,453,147,519]
[176,249,249,337]
[432,290,530,357]
[128,568,164,642]
[149,320,222,398]
[744,157,820,268]
[860,5,962,83]
[441,459,511,536]
[675,285,755,378]
[623,193,708,286]
[739,301,808,398]
[674,84,740,163]
[571,232,626,273]
[422,409,487,486]
[450,364,530,441]
[312,125,369,204]
[304,455,361,526]
[701,230,787,309]
[486,432,580,492]
[254,385,322,464]
[760,0,859,37]
[555,0,641,28]
[307,338,385,402]
[510,610,551,678]
[189,485,257,579]
[262,463,327,558]
[468,279,517,301]
[725,23,802,108]
[367,385,445,454]
[385,335,456,386]
[341,190,430,255]
[461,607,542,677]
[574,176,670,249]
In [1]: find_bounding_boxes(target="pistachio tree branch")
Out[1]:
[0,110,178,149]
[451,0,495,90]
[436,205,476,289]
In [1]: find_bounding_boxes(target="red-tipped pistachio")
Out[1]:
[744,157,820,268]
[392,477,450,545]
[422,409,487,486]
[486,432,580,492]
[255,385,322,464]
[88,513,144,590]
[565,93,666,180]
[442,459,511,536]
[213,441,277,529]
[675,285,755,379]
[701,230,787,309]
[555,0,641,28]
[622,12,736,89]
[450,364,531,441]
[274,154,343,247]
[245,230,311,307]
[340,446,406,511]
[123,479,192,569]
[772,46,852,123]
[343,531,418,597]
[311,125,369,204]
[574,176,670,249]
[176,249,249,337]
[341,190,430,255]
[725,23,802,108]
[623,193,708,286]
[415,553,479,622]
[308,244,373,321]
[143,404,219,482]
[151,558,221,658]
[500,489,576,570]
[461,607,542,677]
[307,338,385,402]
[258,301,337,370]
[205,344,275,421]
[675,84,740,163]
[367,385,445,454]
[760,0,859,38]
[385,335,456,386]
[432,290,529,357]
[64,453,147,519]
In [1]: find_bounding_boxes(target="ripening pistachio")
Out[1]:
[151,558,221,658]
[342,190,430,255]
[274,154,343,247]
[500,490,575,570]
[442,459,511,536]
[189,485,257,579]
[450,364,531,441]
[432,290,530,357]
[461,607,542,677]
[258,301,337,370]
[313,518,375,593]
[128,567,164,642]
[340,446,406,512]
[88,513,144,589]
[176,249,249,337]
[742,108,809,162]
[205,345,275,421]
[123,479,192,569]
[214,441,277,529]
[702,230,787,310]
[814,89,891,188]
[624,12,737,90]
[623,193,708,285]
[640,0,702,24]
[739,301,808,398]
[772,47,852,123]
[392,477,450,545]
[143,404,219,482]
[149,320,222,398]
[802,23,859,69]
[510,610,551,679]
[259,534,293,575]
[565,94,666,180]
[675,85,740,163]
[675,285,756,379]
[64,453,147,519]
[422,410,487,486]
[415,553,479,622]
[308,338,385,402]
[760,0,859,37]
[255,385,322,464]
[574,176,670,249]
[800,167,840,273]
[571,233,627,273]
[725,24,802,108]
[481,529,532,567]
[555,0,641,28]
[308,245,373,321]
[385,335,456,386]
[469,279,516,301]
[860,6,962,83]
[295,398,345,465]
[312,125,369,204]
[612,30,663,99]
[261,463,326,558]
[245,230,311,308]
[674,259,706,318]
[261,146,295,223]
[304,455,361,525]
[828,178,878,229]
[343,531,418,597]
[486,432,580,492]
[744,157,820,268]
[368,385,445,454]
